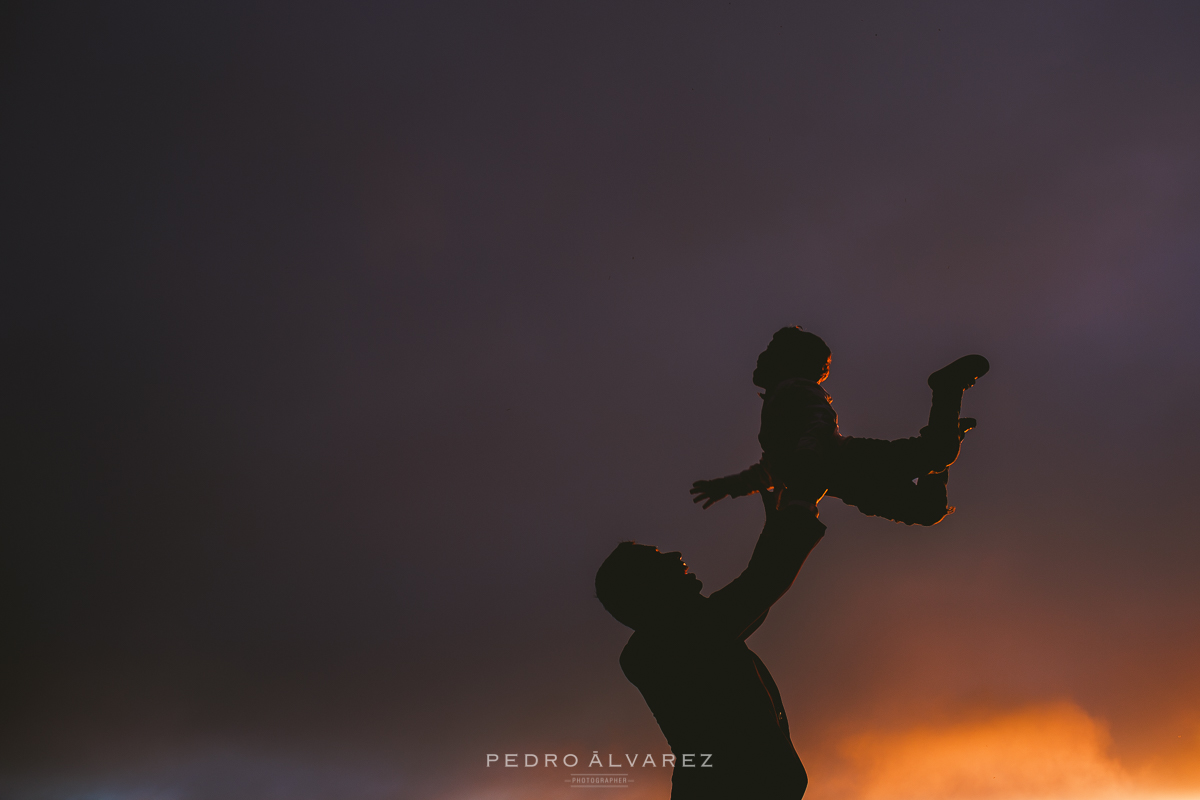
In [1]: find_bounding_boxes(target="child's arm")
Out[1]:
[690,462,772,509]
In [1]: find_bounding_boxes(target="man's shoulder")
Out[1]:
[618,631,652,683]
[619,610,718,672]
[620,627,673,666]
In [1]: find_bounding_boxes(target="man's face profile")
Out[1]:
[631,545,703,596]
[595,541,706,630]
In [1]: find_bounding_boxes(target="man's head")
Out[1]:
[752,326,831,389]
[595,542,703,629]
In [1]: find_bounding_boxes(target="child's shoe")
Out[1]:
[928,355,990,392]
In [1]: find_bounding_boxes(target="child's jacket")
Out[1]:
[757,377,841,469]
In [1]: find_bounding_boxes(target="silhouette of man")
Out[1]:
[595,480,826,799]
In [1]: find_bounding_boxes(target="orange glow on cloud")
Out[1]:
[453,702,1200,800]
[810,701,1200,800]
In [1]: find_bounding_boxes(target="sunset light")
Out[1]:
[812,702,1200,800]
[5,2,1200,798]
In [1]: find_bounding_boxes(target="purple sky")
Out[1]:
[3,3,1200,799]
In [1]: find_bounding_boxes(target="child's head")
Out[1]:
[752,326,831,389]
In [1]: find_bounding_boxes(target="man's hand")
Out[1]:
[764,464,826,518]
[774,481,827,517]
[758,482,781,516]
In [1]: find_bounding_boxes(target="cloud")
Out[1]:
[0,750,410,800]
[815,701,1133,800]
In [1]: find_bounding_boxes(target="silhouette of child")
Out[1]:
[691,326,989,525]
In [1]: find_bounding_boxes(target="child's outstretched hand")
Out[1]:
[690,477,739,509]
[690,464,773,510]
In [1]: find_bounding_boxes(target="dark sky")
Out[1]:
[3,2,1200,799]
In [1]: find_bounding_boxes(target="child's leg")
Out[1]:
[921,354,990,469]
[927,354,990,428]
[825,419,972,505]
[821,356,987,525]
[839,469,953,526]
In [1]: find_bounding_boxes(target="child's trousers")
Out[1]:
[768,424,962,526]
[823,428,958,525]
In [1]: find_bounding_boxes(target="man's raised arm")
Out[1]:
[706,490,826,639]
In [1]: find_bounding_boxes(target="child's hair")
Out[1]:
[753,326,831,388]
